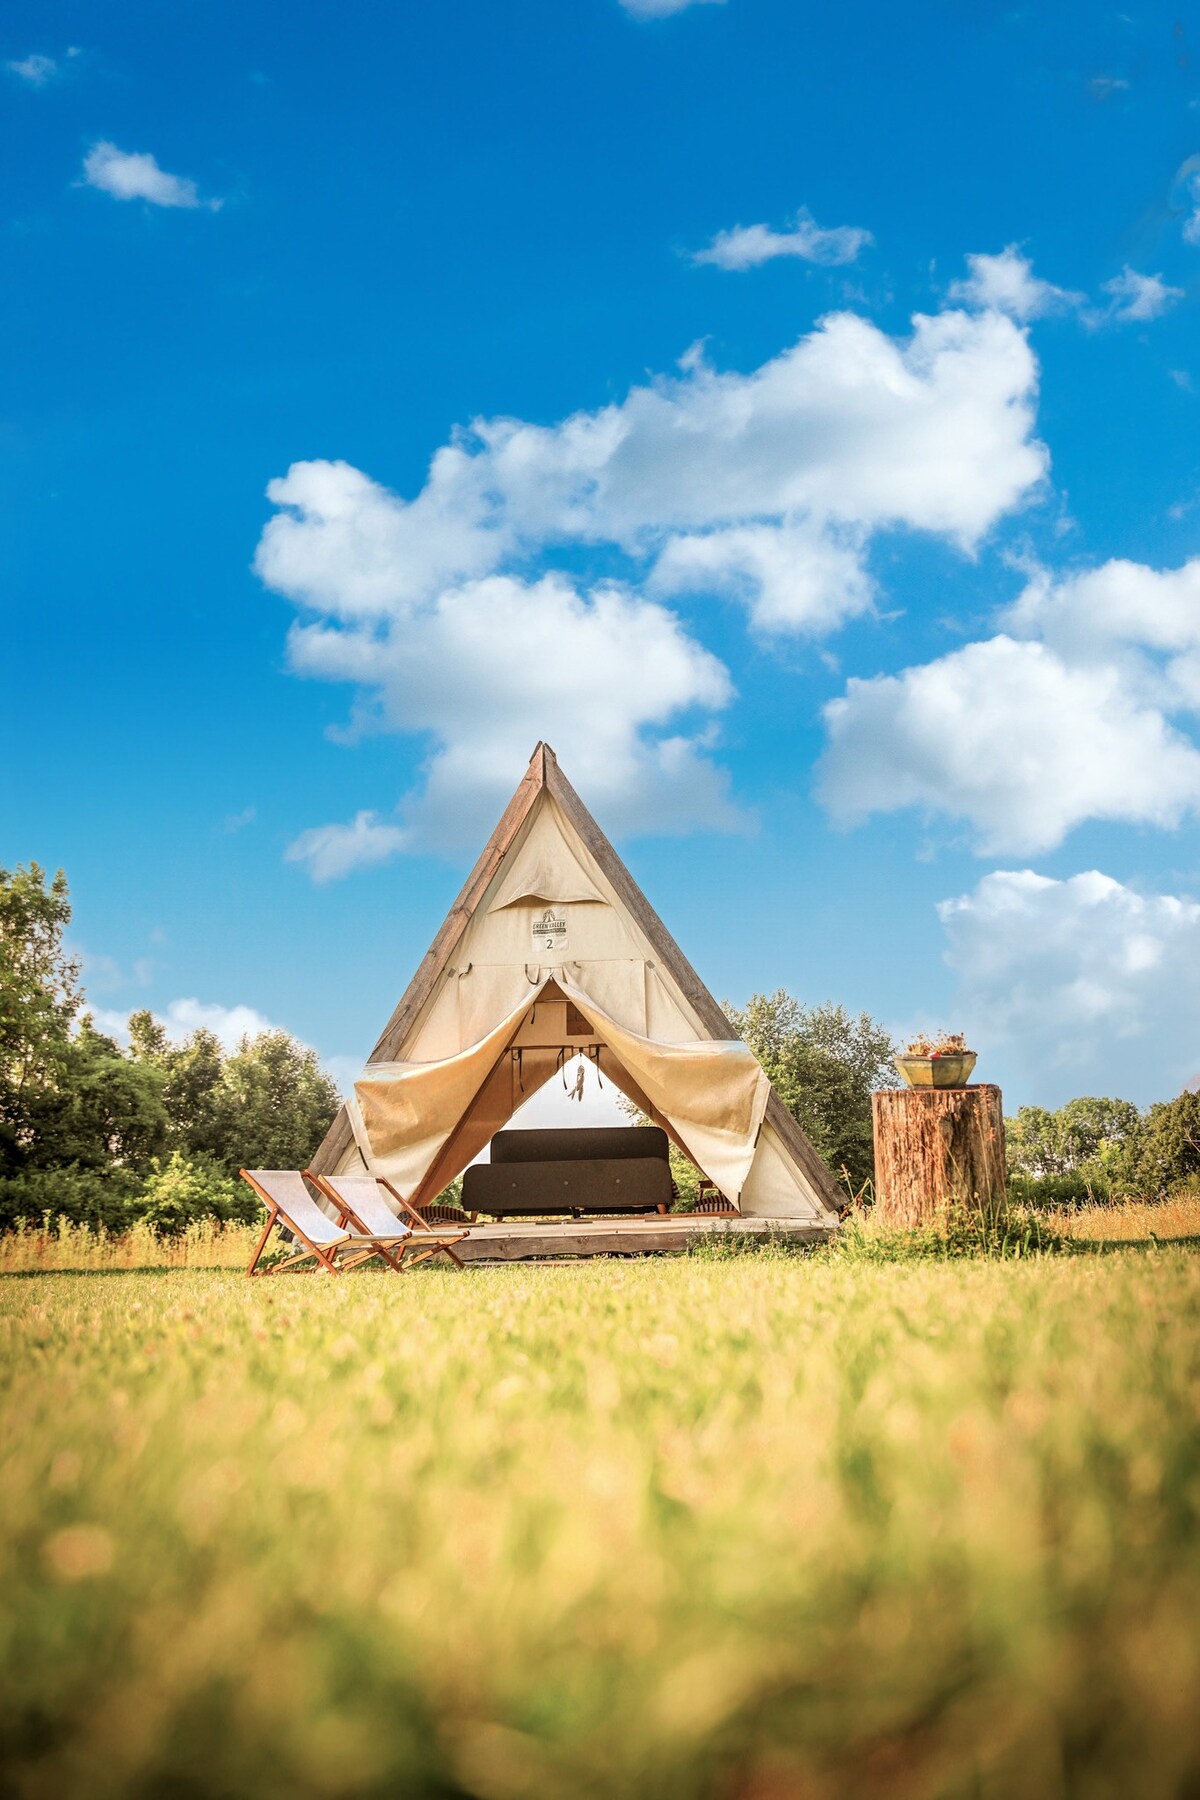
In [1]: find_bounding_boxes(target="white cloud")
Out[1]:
[321,1054,366,1099]
[692,209,872,271]
[819,635,1200,855]
[819,555,1200,853]
[650,519,874,634]
[159,998,277,1049]
[90,998,278,1054]
[1087,75,1130,100]
[259,308,1045,620]
[949,245,1082,322]
[7,52,59,85]
[257,304,1046,864]
[82,141,219,210]
[284,573,738,857]
[1181,159,1200,246]
[1005,556,1200,669]
[618,0,725,16]
[1099,265,1184,324]
[286,810,411,882]
[939,869,1200,1101]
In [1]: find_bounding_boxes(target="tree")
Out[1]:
[0,863,344,1228]
[1007,1097,1144,1188]
[218,1031,341,1173]
[129,1013,228,1160]
[724,992,896,1194]
[120,1013,341,1174]
[51,1018,171,1172]
[1057,1097,1143,1177]
[1006,1106,1069,1177]
[0,864,83,1175]
[1118,1090,1200,1199]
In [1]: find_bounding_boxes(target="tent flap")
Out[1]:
[487,807,607,910]
[350,965,770,1203]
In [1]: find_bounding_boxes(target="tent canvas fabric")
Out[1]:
[309,745,842,1224]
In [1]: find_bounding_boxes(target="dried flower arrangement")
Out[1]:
[904,1031,970,1057]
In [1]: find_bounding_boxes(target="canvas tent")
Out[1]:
[309,745,841,1225]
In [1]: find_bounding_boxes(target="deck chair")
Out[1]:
[240,1170,412,1277]
[307,1170,470,1270]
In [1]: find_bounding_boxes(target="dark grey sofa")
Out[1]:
[463,1125,672,1220]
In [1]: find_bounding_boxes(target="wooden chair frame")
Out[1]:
[306,1171,469,1271]
[240,1171,409,1277]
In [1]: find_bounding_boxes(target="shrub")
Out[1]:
[832,1201,1067,1263]
[1008,1171,1112,1211]
[138,1153,255,1237]
[0,1165,142,1234]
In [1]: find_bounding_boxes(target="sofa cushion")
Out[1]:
[463,1156,671,1216]
[489,1125,669,1166]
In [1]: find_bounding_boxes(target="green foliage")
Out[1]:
[1008,1171,1112,1211]
[129,1014,230,1161]
[52,1019,172,1171]
[429,1176,470,1214]
[0,1165,143,1234]
[725,990,896,1190]
[1005,1104,1063,1175]
[831,1200,1068,1262]
[139,1152,254,1236]
[1007,1095,1144,1189]
[1118,1089,1200,1199]
[219,1031,341,1173]
[667,1143,702,1209]
[0,865,342,1232]
[0,863,82,1175]
[1057,1095,1144,1169]
[127,1015,341,1176]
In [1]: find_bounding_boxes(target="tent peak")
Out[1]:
[528,741,559,783]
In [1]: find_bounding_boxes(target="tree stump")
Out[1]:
[871,1085,1007,1226]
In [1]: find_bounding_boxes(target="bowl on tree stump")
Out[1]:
[894,1051,977,1089]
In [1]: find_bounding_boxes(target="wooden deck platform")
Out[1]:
[452,1213,835,1263]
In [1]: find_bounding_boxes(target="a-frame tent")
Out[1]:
[309,744,841,1226]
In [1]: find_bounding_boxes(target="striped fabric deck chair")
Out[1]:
[307,1170,469,1270]
[240,1170,411,1277]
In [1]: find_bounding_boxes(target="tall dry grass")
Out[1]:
[4,1193,1198,1279]
[1053,1194,1200,1244]
[0,1215,259,1273]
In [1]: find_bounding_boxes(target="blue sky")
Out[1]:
[4,0,1200,1108]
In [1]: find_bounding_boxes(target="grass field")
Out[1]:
[2,1238,1199,1799]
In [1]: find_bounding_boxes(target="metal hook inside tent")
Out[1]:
[524,964,540,984]
[512,1047,526,1093]
[557,1046,568,1091]
[589,1044,604,1089]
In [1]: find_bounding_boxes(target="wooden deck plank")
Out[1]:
[451,1214,834,1262]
